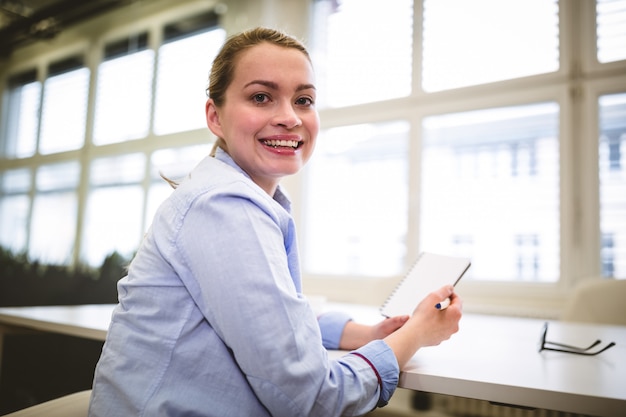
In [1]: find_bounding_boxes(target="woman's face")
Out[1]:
[206,42,319,195]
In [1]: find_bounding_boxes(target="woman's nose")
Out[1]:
[272,103,302,129]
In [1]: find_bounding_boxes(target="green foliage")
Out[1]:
[0,247,129,307]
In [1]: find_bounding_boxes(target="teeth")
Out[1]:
[264,139,299,148]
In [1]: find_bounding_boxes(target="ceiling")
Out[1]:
[0,0,132,57]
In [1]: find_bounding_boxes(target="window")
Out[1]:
[0,169,31,254]
[420,104,560,281]
[599,93,626,278]
[154,15,225,135]
[303,121,409,276]
[310,0,413,108]
[81,154,146,266]
[0,4,225,267]
[307,0,568,284]
[39,56,89,154]
[0,0,625,312]
[93,33,153,146]
[2,70,40,158]
[596,0,626,63]
[29,162,80,264]
[422,0,559,92]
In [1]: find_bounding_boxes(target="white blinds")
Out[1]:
[39,67,90,154]
[93,49,154,145]
[3,79,40,158]
[597,0,626,63]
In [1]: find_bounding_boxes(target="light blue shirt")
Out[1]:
[88,149,399,417]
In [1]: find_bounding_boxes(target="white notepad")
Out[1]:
[380,252,471,317]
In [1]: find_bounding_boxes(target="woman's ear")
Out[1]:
[205,99,223,138]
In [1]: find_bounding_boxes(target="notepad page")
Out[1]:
[380,252,471,318]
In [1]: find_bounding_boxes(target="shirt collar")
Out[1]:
[213,147,292,213]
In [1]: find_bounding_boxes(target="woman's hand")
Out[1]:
[338,315,410,350]
[384,285,462,368]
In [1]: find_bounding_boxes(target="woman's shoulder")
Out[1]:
[174,155,280,213]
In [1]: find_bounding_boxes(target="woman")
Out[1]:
[88,27,461,417]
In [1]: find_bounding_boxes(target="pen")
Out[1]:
[435,297,450,310]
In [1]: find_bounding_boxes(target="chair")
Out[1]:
[561,279,626,325]
[2,390,91,417]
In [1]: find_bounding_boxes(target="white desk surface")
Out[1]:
[1,303,625,417]
[0,304,112,341]
[326,303,626,417]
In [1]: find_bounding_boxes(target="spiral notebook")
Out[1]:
[380,252,471,318]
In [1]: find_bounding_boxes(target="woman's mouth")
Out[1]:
[261,139,302,149]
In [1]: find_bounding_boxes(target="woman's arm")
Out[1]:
[339,315,409,350]
[337,285,461,366]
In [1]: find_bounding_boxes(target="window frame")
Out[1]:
[0,0,624,317]
[298,0,626,316]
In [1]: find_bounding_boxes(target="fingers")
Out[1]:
[434,285,454,300]
[387,315,410,327]
[449,291,462,310]
[378,315,410,336]
[429,286,462,323]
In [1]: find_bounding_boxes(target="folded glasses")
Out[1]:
[538,322,616,356]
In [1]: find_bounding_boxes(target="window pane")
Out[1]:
[597,0,626,63]
[1,168,31,193]
[81,185,143,267]
[154,28,225,135]
[150,144,211,181]
[2,76,40,158]
[311,0,413,108]
[27,162,81,264]
[599,93,626,278]
[39,67,89,154]
[82,153,146,266]
[422,0,559,92]
[303,121,409,276]
[93,49,154,145]
[36,161,80,191]
[90,153,146,186]
[420,103,560,281]
[29,191,77,264]
[0,169,31,253]
[0,195,29,254]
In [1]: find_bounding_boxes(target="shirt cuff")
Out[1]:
[317,311,352,350]
[352,339,399,408]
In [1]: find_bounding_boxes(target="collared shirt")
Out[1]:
[88,149,398,417]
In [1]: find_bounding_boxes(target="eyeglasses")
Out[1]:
[538,322,616,356]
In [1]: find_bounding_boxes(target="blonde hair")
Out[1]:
[207,27,310,106]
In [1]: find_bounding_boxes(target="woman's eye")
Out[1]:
[296,97,314,106]
[253,94,269,103]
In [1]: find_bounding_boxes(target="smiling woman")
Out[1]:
[87,27,462,417]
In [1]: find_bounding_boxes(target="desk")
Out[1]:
[403,315,625,416]
[0,304,113,378]
[0,304,113,341]
[1,304,625,417]
[327,304,626,417]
